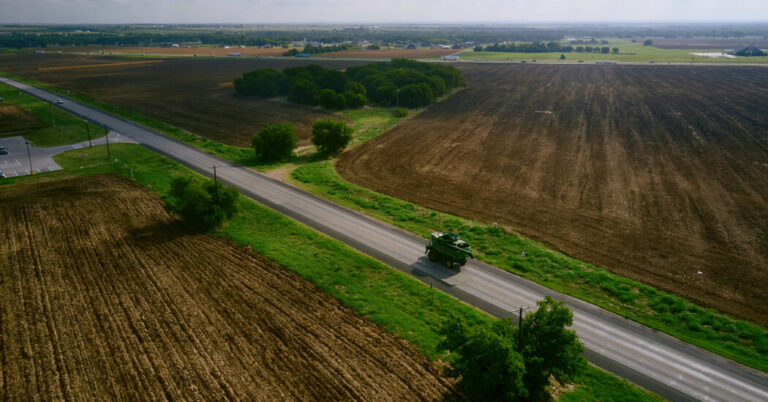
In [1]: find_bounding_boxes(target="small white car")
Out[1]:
[55,98,64,104]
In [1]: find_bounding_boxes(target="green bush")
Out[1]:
[165,176,239,231]
[311,118,353,156]
[392,107,408,117]
[251,122,297,162]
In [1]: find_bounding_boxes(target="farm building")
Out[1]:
[725,45,766,57]
[440,55,460,61]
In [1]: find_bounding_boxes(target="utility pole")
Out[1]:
[49,102,55,127]
[517,305,531,352]
[213,165,219,204]
[103,125,111,160]
[25,141,33,174]
[84,120,92,148]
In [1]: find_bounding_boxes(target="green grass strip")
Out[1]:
[0,82,102,146]
[290,159,768,374]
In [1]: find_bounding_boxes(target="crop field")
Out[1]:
[323,48,462,59]
[92,46,289,57]
[0,104,45,134]
[0,54,365,146]
[338,64,768,325]
[0,174,454,400]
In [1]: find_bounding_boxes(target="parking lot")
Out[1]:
[0,132,134,178]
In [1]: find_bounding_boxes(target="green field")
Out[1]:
[0,82,102,146]
[463,39,768,64]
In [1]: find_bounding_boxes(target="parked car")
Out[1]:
[56,98,64,104]
[0,170,5,178]
[0,145,8,155]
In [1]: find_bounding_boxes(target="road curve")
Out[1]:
[3,75,767,402]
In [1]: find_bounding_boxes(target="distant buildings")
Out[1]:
[440,55,460,61]
[725,45,766,57]
[595,60,617,65]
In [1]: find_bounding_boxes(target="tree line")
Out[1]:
[476,41,619,54]
[234,59,463,109]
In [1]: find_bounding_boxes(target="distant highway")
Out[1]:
[3,75,768,401]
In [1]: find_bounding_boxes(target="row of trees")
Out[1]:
[441,296,586,401]
[575,46,620,54]
[251,119,353,162]
[234,59,463,109]
[476,41,620,54]
[477,41,575,53]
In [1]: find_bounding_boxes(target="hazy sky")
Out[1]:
[1,0,767,24]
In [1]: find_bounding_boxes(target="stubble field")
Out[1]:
[0,54,365,146]
[338,64,768,325]
[0,174,454,400]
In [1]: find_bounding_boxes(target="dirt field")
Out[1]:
[0,54,366,146]
[324,48,463,59]
[0,104,46,134]
[338,64,768,325]
[645,37,768,49]
[94,46,288,57]
[0,174,455,400]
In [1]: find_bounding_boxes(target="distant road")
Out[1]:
[3,75,768,401]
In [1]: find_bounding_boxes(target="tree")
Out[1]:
[287,78,319,105]
[643,39,653,46]
[520,296,587,399]
[165,177,239,231]
[311,118,353,156]
[440,318,528,401]
[600,46,610,54]
[251,122,297,162]
[233,68,287,97]
[612,47,619,54]
[315,89,347,109]
[440,297,586,401]
[559,54,566,60]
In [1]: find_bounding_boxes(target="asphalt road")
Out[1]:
[3,75,767,401]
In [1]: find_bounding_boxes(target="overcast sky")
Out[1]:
[1,0,767,24]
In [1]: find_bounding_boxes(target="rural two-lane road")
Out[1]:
[3,75,768,401]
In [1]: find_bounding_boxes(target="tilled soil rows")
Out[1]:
[0,174,454,400]
[338,64,768,325]
[0,54,366,146]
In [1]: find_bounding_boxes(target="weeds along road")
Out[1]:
[2,75,767,402]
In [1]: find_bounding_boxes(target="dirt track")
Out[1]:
[0,174,455,400]
[338,64,768,324]
[0,54,365,146]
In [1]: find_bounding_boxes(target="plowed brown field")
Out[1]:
[0,104,46,134]
[0,174,454,400]
[338,64,768,324]
[0,54,365,146]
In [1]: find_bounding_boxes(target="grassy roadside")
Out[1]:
[0,82,102,146]
[290,159,768,373]
[0,142,655,401]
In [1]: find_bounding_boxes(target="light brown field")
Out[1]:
[0,174,455,400]
[338,64,768,325]
[324,48,464,59]
[37,60,163,72]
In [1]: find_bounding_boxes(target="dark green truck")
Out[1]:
[425,232,474,268]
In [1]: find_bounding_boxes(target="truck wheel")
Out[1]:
[445,258,454,268]
[428,250,439,262]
